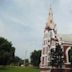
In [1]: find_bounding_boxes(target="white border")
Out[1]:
[66,47,71,63]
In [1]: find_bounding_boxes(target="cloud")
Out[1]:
[0,0,72,59]
[0,19,7,36]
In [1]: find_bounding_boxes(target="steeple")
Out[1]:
[40,1,63,70]
[45,7,55,30]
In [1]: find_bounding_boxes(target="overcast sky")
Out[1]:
[0,0,72,59]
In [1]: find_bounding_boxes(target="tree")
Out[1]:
[13,56,24,66]
[0,37,15,65]
[50,44,64,68]
[24,59,29,66]
[50,48,56,67]
[55,44,64,68]
[30,50,41,67]
[69,47,72,67]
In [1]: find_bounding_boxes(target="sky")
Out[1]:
[0,0,72,59]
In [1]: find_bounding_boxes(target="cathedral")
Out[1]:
[40,7,72,72]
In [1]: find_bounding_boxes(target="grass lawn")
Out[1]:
[0,66,40,72]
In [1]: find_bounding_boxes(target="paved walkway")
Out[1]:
[40,70,51,72]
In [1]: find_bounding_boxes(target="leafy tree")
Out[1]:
[0,37,15,65]
[24,59,29,66]
[69,47,72,66]
[13,56,24,66]
[30,50,41,67]
[50,44,64,68]
[50,48,56,67]
[55,44,64,68]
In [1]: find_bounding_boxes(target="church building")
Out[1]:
[40,7,72,72]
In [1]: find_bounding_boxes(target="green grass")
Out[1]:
[0,67,40,72]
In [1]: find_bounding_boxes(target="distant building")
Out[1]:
[40,7,72,72]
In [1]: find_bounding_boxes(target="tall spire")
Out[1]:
[45,0,55,30]
[45,6,55,30]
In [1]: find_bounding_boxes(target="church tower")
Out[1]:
[40,7,62,69]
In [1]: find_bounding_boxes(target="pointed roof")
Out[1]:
[45,7,56,30]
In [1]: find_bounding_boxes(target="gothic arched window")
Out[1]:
[50,20,52,23]
[42,57,44,64]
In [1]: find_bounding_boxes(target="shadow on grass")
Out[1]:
[0,66,9,70]
[32,66,39,69]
